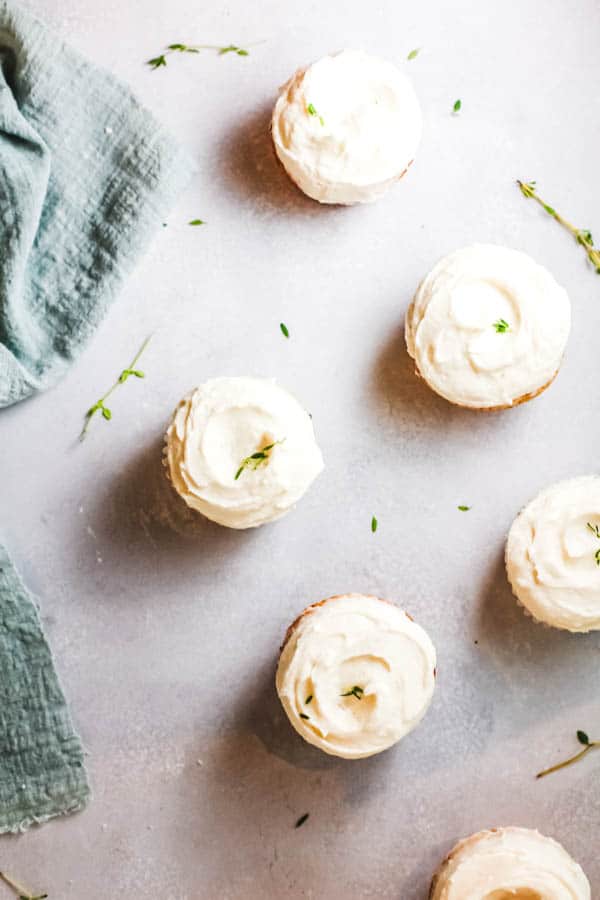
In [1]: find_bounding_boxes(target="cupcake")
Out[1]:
[271,49,421,205]
[405,244,571,409]
[430,827,590,899]
[164,377,324,529]
[276,593,436,759]
[506,476,600,631]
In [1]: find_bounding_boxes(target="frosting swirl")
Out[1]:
[165,377,324,529]
[272,49,421,205]
[276,594,436,759]
[506,476,600,631]
[430,827,590,900]
[405,244,571,408]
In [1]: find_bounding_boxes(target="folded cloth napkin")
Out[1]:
[0,544,90,832]
[0,0,195,406]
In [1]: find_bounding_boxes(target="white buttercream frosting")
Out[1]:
[430,827,591,900]
[405,244,571,409]
[165,377,324,529]
[271,49,422,205]
[506,476,600,631]
[276,594,436,759]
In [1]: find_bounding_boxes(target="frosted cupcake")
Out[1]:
[430,827,590,899]
[506,476,600,631]
[271,49,421,205]
[164,377,323,529]
[405,244,571,409]
[276,593,436,759]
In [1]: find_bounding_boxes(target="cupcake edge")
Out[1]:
[409,357,560,411]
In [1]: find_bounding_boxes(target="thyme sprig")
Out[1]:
[517,180,600,274]
[341,686,364,700]
[0,871,47,899]
[587,522,600,566]
[147,42,250,69]
[80,336,151,440]
[536,730,600,780]
[234,439,283,480]
[307,103,325,126]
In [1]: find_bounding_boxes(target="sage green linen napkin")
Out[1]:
[0,0,195,406]
[0,545,89,832]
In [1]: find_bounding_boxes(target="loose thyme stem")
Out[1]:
[79,335,152,441]
[147,42,254,69]
[536,731,600,779]
[0,871,47,899]
[517,180,600,274]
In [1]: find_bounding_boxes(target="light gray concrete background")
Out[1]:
[1,0,600,896]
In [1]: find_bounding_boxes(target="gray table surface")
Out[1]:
[2,0,600,896]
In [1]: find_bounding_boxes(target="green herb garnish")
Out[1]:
[0,871,48,899]
[517,180,600,274]
[407,48,421,61]
[493,318,510,333]
[457,505,471,511]
[219,44,249,56]
[371,516,378,533]
[295,812,310,828]
[280,322,290,339]
[587,522,600,566]
[305,694,313,705]
[147,42,251,69]
[80,336,151,440]
[189,219,205,226]
[453,99,462,113]
[147,54,167,69]
[536,729,600,779]
[234,439,283,480]
[341,686,364,700]
[306,103,325,126]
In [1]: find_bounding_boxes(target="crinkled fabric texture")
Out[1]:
[0,544,89,832]
[0,0,195,406]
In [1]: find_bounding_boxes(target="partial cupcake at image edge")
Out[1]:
[506,475,600,632]
[163,376,324,529]
[271,49,422,205]
[429,827,590,899]
[276,593,436,759]
[405,244,571,410]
